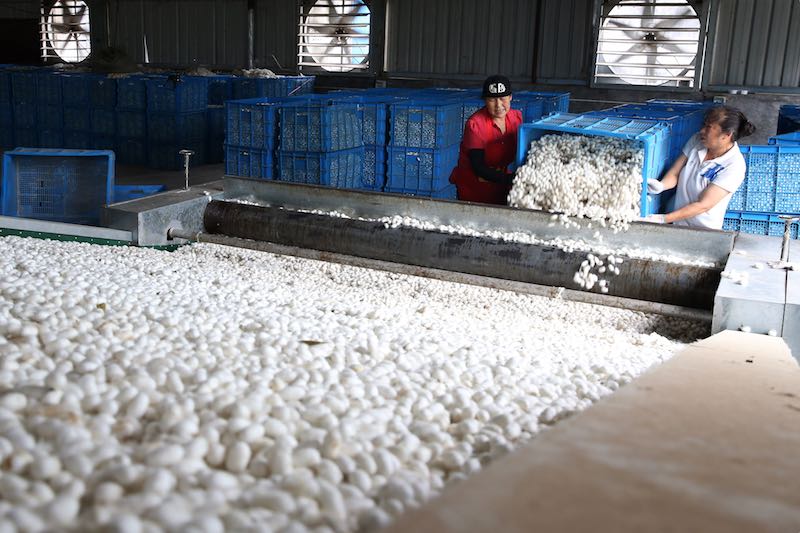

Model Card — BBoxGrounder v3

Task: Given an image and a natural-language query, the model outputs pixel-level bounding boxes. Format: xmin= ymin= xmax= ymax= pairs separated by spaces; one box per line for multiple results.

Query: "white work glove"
xmin=647 ymin=178 xmax=665 ymax=195
xmin=638 ymin=214 xmax=666 ymax=224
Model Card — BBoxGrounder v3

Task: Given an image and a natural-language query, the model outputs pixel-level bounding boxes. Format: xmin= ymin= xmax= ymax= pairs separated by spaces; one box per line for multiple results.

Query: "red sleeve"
xmin=462 ymin=117 xmax=486 ymax=151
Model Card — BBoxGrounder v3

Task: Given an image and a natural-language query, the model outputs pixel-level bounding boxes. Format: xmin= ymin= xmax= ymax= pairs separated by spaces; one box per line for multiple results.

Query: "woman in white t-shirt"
xmin=644 ymin=106 xmax=756 ymax=229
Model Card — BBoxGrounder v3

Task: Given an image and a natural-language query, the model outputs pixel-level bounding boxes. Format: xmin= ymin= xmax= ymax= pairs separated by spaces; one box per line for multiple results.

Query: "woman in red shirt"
xmin=450 ymin=75 xmax=523 ymax=205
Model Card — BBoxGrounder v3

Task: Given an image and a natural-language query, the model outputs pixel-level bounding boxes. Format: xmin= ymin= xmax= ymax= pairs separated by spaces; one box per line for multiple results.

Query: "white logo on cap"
xmin=490 ymin=82 xmax=506 ymax=94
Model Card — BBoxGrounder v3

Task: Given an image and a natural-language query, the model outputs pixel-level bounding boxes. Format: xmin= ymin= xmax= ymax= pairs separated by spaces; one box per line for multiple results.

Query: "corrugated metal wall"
xmin=0 ymin=0 xmax=38 ymax=19
xmin=94 ymin=0 xmax=800 ymax=92
xmin=108 ymin=0 xmax=296 ymax=70
xmin=706 ymin=0 xmax=800 ymax=89
xmin=384 ymin=0 xmax=538 ymax=79
xmin=535 ymin=0 xmax=594 ymax=83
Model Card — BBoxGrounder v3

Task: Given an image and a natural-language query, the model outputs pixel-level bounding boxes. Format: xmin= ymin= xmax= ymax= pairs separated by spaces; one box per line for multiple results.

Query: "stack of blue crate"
xmin=145 ymin=75 xmax=208 ymax=170
xmin=36 ymin=70 xmax=65 ymax=149
xmin=10 ymin=68 xmax=39 ymax=148
xmin=224 ymin=98 xmax=279 ymax=179
xmin=777 ymin=104 xmax=800 ymax=135
xmin=203 ymin=74 xmax=235 ymax=164
xmin=385 ymin=99 xmax=462 ymax=198
xmin=278 ymin=97 xmax=363 ymax=187
xmin=0 ymin=67 xmax=12 ymax=149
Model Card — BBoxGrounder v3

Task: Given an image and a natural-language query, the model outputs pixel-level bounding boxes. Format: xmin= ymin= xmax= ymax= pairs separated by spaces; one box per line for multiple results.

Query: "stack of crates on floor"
xmin=145 ymin=75 xmax=208 ymax=170
xmin=278 ymin=97 xmax=364 ymax=188
xmin=0 ymin=66 xmax=12 ymax=149
xmin=777 ymin=104 xmax=800 ymax=135
xmin=386 ymin=99 xmax=462 ymax=199
xmin=724 ymin=145 xmax=800 ymax=239
xmin=516 ymin=113 xmax=672 ymax=216
xmin=224 ymin=98 xmax=279 ymax=179
xmin=113 ymin=74 xmax=151 ymax=165
xmin=325 ymin=91 xmax=412 ymax=192
xmin=10 ymin=68 xmax=39 ymax=148
xmin=64 ymin=73 xmax=118 ymax=152
xmin=204 ymin=74 xmax=235 ymax=164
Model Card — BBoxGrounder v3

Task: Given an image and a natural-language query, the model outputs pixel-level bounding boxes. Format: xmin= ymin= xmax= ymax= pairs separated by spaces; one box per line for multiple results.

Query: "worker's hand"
xmin=639 ymin=214 xmax=666 ymax=224
xmin=647 ymin=178 xmax=665 ymax=195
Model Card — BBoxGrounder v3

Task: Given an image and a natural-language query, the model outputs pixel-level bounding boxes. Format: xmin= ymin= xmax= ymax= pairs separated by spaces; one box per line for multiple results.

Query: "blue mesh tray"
xmin=113 ymin=184 xmax=166 ymax=202
xmin=389 ymin=101 xmax=462 ymax=149
xmin=363 ymin=145 xmax=386 ymax=191
xmin=206 ymin=75 xmax=236 ymax=105
xmin=279 ymin=100 xmax=363 ymax=152
xmin=147 ymin=112 xmax=207 ymax=144
xmin=278 ymin=148 xmax=364 ymax=187
xmin=232 ymin=76 xmax=315 ymax=99
xmin=115 ymin=138 xmax=148 ymax=166
xmin=516 ymin=113 xmax=671 ymax=216
xmin=116 ymin=111 xmax=147 ymax=139
xmin=769 ymin=131 xmax=800 ymax=146
xmin=1 ymin=148 xmax=115 ymax=225
xmin=385 ymin=145 xmax=459 ymax=195
xmin=225 ymin=145 xmax=276 ymax=179
xmin=226 ymin=98 xmax=278 ymax=149
xmin=146 ymin=76 xmax=209 ymax=113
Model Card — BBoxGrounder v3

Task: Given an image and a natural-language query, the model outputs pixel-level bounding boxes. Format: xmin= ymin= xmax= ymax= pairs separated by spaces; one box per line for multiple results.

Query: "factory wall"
xmin=37 ymin=0 xmax=800 ymax=94
xmin=704 ymin=0 xmax=800 ymax=91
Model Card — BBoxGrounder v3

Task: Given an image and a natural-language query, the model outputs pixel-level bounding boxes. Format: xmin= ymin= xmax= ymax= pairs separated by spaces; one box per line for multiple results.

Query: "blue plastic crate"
xmin=389 ymin=101 xmax=461 ymax=149
xmin=62 ymin=73 xmax=117 ymax=108
xmin=36 ymin=72 xmax=62 ymax=105
xmin=722 ymin=211 xmax=741 ymax=231
xmin=115 ymin=138 xmax=147 ymax=166
xmin=13 ymin=128 xmax=37 ymax=147
xmin=728 ymin=187 xmax=745 ymax=211
xmin=0 ymin=70 xmax=10 ymax=103
xmin=37 ymin=129 xmax=64 ymax=149
xmin=206 ymin=106 xmax=225 ymax=163
xmin=225 ymin=145 xmax=276 ymax=179
xmin=0 ymin=103 xmax=12 ymax=126
xmin=13 ymin=102 xmax=36 ymax=129
xmin=226 ymin=98 xmax=278 ymax=149
xmin=117 ymin=75 xmax=163 ymax=111
xmin=769 ymin=131 xmax=800 ymax=146
xmin=63 ymin=131 xmax=92 ymax=150
xmin=63 ymin=107 xmax=90 ymax=132
xmin=11 ymin=70 xmax=37 ymax=103
xmin=0 ymin=127 xmax=12 ymax=150
xmin=116 ymin=111 xmax=147 ymax=139
xmin=279 ymin=101 xmax=362 ymax=152
xmin=92 ymin=136 xmax=116 ymax=151
xmin=777 ymin=105 xmax=800 ymax=135
xmin=147 ymin=112 xmax=207 ymax=144
xmin=363 ymin=145 xmax=386 ymax=191
xmin=206 ymin=75 xmax=235 ymax=105
xmin=589 ymin=103 xmax=705 ymax=161
xmin=516 ymin=113 xmax=671 ymax=216
xmin=37 ymin=104 xmax=63 ymax=131
xmin=744 ymin=191 xmax=774 ymax=212
xmin=278 ymin=148 xmax=364 ymax=187
xmin=146 ymin=76 xmax=208 ymax=113
xmin=767 ymin=213 xmax=800 ymax=238
xmin=113 ymin=184 xmax=166 ymax=202
xmin=775 ymin=193 xmax=800 ymax=213
xmin=328 ymin=94 xmax=403 ymax=146
xmin=231 ymin=76 xmax=315 ymax=99
xmin=739 ymin=212 xmax=770 ymax=236
xmin=512 ymin=97 xmax=547 ymax=123
xmin=385 ymin=145 xmax=460 ymax=195
xmin=91 ymin=109 xmax=116 ymax=137
xmin=1 ymin=148 xmax=115 ymax=225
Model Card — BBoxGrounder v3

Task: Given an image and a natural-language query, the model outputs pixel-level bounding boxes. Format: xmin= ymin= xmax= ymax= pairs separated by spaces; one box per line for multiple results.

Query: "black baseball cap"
xmin=482 ymin=75 xmax=512 ymax=98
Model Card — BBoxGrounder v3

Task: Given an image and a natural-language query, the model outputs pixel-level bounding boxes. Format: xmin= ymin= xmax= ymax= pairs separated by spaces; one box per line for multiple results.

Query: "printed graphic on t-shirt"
xmin=701 ymin=163 xmax=725 ymax=182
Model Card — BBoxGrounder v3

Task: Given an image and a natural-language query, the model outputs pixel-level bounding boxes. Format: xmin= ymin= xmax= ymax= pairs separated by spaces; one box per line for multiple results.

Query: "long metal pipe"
xmin=247 ymin=0 xmax=255 ymax=69
xmin=167 ymin=227 xmax=712 ymax=323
